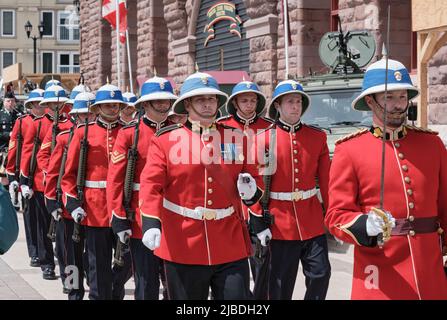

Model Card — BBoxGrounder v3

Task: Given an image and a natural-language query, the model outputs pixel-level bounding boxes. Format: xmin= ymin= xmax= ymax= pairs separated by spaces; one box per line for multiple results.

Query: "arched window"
xmin=195 ymin=0 xmax=249 ymax=72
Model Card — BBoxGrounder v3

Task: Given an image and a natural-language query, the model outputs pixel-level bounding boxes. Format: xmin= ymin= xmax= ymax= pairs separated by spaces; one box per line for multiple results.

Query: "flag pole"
xmin=284 ymin=0 xmax=289 ymax=79
xmin=115 ymin=0 xmax=121 ymax=90
xmin=125 ymin=29 xmax=134 ymax=93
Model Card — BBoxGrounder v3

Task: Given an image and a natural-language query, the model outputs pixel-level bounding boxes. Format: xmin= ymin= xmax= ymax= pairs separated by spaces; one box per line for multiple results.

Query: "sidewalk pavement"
xmin=0 ymin=212 xmax=353 ymax=300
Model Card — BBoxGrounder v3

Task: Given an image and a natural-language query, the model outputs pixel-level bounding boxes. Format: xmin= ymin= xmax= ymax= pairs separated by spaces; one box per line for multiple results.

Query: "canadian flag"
xmin=102 ymin=0 xmax=127 ymax=44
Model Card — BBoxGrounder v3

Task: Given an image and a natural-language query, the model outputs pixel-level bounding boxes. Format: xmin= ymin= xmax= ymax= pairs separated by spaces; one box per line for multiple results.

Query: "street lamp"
xmin=73 ymin=0 xmax=80 ymax=13
xmin=24 ymin=20 xmax=45 ymax=74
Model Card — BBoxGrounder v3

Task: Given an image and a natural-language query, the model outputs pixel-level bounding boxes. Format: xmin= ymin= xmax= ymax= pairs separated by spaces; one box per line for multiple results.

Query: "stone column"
xmin=243 ymin=0 xmax=279 ymax=100
xmin=80 ymin=0 xmax=111 ymax=90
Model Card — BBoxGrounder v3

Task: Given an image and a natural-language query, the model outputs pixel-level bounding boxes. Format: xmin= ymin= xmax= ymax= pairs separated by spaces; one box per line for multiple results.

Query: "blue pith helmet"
xmin=39 ymin=85 xmax=69 ymax=106
xmin=66 ymin=84 xmax=89 ymax=105
xmin=226 ymin=80 xmax=266 ymax=117
xmin=352 ymin=58 xmax=420 ymax=111
xmin=91 ymin=84 xmax=127 ymax=111
xmin=268 ymin=80 xmax=310 ymax=119
xmin=172 ymin=72 xmax=228 ymax=115
xmin=45 ymin=79 xmax=61 ymax=90
xmin=122 ymin=91 xmax=138 ymax=109
xmin=135 ymin=76 xmax=178 ymax=108
xmin=24 ymin=88 xmax=45 ymax=109
xmin=69 ymin=92 xmax=95 ymax=114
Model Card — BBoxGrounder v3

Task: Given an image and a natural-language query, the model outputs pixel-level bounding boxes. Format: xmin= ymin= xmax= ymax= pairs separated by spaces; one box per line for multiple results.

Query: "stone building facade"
xmin=79 ymin=0 xmax=446 ymax=136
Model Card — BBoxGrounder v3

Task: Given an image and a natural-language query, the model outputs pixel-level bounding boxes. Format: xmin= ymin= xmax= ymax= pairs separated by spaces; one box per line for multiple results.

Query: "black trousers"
xmin=33 ymin=192 xmax=55 ymax=270
xmin=55 ymin=219 xmax=66 ymax=284
xmin=159 ymin=259 xmax=168 ymax=300
xmin=85 ymin=226 xmax=113 ymax=300
xmin=269 ymin=235 xmax=331 ymax=300
xmin=130 ymin=238 xmax=160 ymax=300
xmin=85 ymin=226 xmax=132 ymax=300
xmin=62 ymin=218 xmax=85 ymax=300
xmin=249 ymin=235 xmax=270 ymax=300
xmin=23 ymin=196 xmax=38 ymax=258
xmin=164 ymin=258 xmax=250 ymax=300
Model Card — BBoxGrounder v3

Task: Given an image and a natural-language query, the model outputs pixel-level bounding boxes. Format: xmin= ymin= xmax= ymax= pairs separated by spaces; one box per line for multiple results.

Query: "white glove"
xmin=237 ymin=173 xmax=257 ymax=200
xmin=9 ymin=181 xmax=19 ymax=201
xmin=21 ymin=185 xmax=33 ymax=199
xmin=142 ymin=228 xmax=161 ymax=251
xmin=71 ymin=207 xmax=86 ymax=223
xmin=256 ymin=228 xmax=272 ymax=247
xmin=117 ymin=229 xmax=132 ymax=244
xmin=51 ymin=209 xmax=62 ymax=221
xmin=366 ymin=210 xmax=396 ymax=236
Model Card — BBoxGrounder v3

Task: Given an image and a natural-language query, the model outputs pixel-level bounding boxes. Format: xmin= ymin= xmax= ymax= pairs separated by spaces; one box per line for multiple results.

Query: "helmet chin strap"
xmin=371 ymin=95 xmax=409 ymax=118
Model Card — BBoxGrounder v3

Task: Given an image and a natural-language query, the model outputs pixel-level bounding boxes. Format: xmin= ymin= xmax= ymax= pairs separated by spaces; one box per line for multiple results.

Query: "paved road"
xmin=0 ymin=212 xmax=353 ymax=300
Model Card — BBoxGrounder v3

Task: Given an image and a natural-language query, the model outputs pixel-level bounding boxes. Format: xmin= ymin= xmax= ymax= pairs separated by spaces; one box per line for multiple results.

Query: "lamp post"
xmin=24 ymin=21 xmax=45 ymax=74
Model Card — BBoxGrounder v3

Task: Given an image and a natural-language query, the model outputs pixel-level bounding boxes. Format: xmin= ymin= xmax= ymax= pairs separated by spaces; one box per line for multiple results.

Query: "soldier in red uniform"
xmin=325 ymin=58 xmax=447 ymax=299
xmin=20 ymin=85 xmax=69 ymax=280
xmin=45 ymin=92 xmax=96 ymax=299
xmin=107 ymin=76 xmax=177 ymax=300
xmin=62 ymin=83 xmax=128 ymax=300
xmin=252 ymin=80 xmax=331 ymax=300
xmin=139 ymin=71 xmax=264 ymax=300
xmin=6 ymin=88 xmax=45 ymax=267
xmin=217 ymin=80 xmax=273 ymax=299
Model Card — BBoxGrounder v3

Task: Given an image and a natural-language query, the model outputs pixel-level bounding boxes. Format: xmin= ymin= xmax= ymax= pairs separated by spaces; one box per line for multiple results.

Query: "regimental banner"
xmin=203 ymin=1 xmax=242 ymax=47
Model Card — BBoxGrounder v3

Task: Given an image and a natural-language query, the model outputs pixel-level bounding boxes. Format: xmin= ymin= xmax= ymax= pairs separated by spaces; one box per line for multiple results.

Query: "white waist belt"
xmin=270 ymin=188 xmax=317 ymax=202
xmin=163 ymin=198 xmax=234 ymax=221
xmin=85 ymin=180 xmax=107 ymax=189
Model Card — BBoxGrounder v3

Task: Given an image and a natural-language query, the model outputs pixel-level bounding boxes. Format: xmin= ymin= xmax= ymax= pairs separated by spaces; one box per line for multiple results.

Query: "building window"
xmin=330 ymin=0 xmax=339 ymax=31
xmin=41 ymin=11 xmax=54 ymax=37
xmin=42 ymin=52 xmax=54 ymax=73
xmin=1 ymin=51 xmax=15 ymax=74
xmin=1 ymin=10 xmax=15 ymax=37
xmin=58 ymin=52 xmax=80 ymax=73
xmin=57 ymin=11 xmax=79 ymax=42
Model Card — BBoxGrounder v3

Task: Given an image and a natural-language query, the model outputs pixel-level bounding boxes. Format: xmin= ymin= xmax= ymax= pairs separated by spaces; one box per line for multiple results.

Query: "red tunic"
xmin=217 ymin=114 xmax=273 ymax=220
xmin=254 ymin=120 xmax=330 ymax=240
xmin=62 ymin=118 xmax=122 ymax=227
xmin=6 ymin=114 xmax=29 ymax=183
xmin=325 ymin=126 xmax=447 ymax=300
xmin=107 ymin=116 xmax=171 ymax=239
xmin=19 ymin=114 xmax=55 ymax=192
xmin=44 ymin=128 xmax=74 ymax=220
xmin=139 ymin=120 xmax=264 ymax=265
xmin=37 ymin=117 xmax=72 ymax=178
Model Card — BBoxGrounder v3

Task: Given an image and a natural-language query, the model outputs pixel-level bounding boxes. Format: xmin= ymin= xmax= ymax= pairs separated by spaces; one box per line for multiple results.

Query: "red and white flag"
xmin=102 ymin=0 xmax=127 ymax=44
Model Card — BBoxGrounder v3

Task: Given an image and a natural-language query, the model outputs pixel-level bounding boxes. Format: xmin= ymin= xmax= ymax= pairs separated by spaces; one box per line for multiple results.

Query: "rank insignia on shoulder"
xmin=111 ymin=150 xmax=126 ymax=164
xmin=335 ymin=128 xmax=369 ymax=145
xmin=156 ymin=123 xmax=183 ymax=137
xmin=405 ymin=125 xmax=438 ymax=135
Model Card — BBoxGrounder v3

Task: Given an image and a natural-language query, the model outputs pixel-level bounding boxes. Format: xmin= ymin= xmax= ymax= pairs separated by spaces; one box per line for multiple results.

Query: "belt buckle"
xmin=291 ymin=191 xmax=302 ymax=201
xmin=196 ymin=207 xmax=217 ymax=220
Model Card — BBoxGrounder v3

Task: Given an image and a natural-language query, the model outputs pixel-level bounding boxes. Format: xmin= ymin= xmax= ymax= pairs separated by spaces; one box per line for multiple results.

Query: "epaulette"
xmin=304 ymin=123 xmax=324 ymax=132
xmin=260 ymin=116 xmax=275 ymax=123
xmin=219 ymin=123 xmax=244 ymax=135
xmin=256 ymin=123 xmax=276 ymax=136
xmin=76 ymin=121 xmax=95 ymax=129
xmin=216 ymin=115 xmax=231 ymax=122
xmin=405 ymin=125 xmax=438 ymax=135
xmin=57 ymin=129 xmax=71 ymax=137
xmin=335 ymin=128 xmax=369 ymax=145
xmin=156 ymin=123 xmax=183 ymax=137
xmin=122 ymin=122 xmax=137 ymax=130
